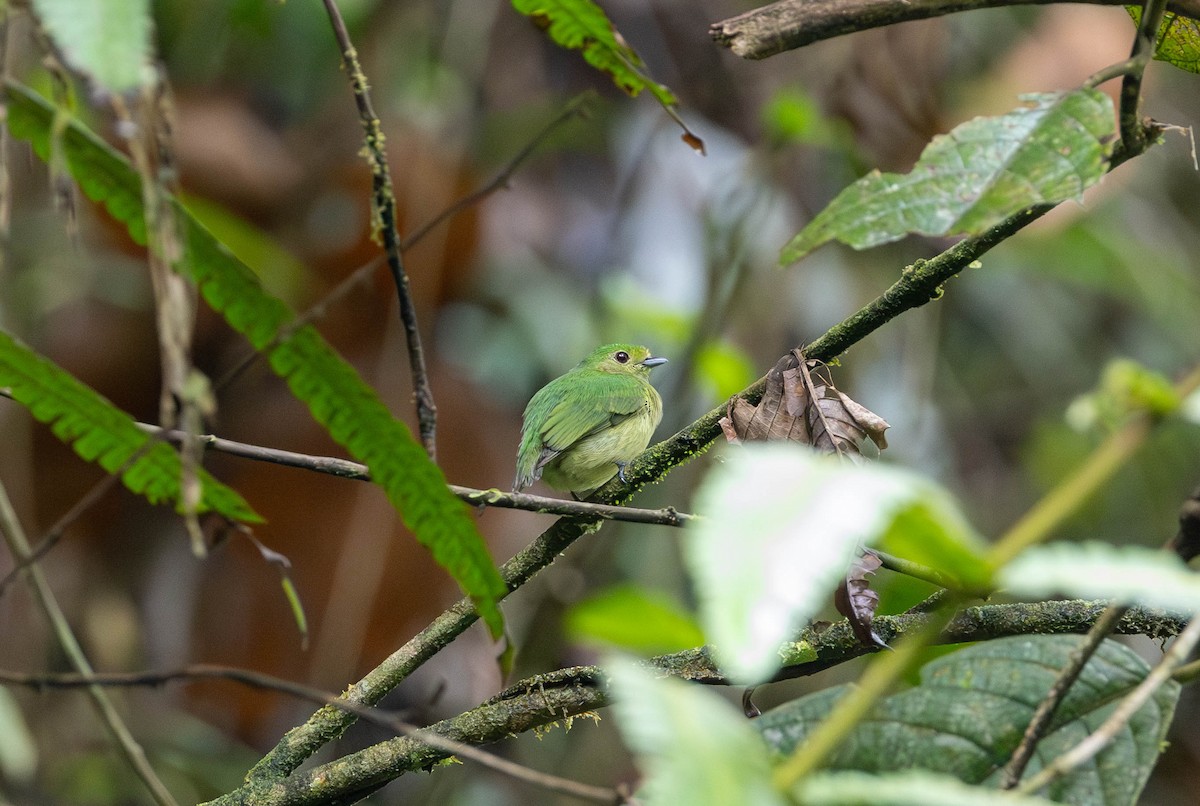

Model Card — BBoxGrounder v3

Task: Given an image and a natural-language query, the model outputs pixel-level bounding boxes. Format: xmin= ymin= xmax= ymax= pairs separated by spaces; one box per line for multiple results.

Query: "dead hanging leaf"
xmin=719 ymin=349 xmax=889 ymax=460
xmin=834 ymin=551 xmax=889 ymax=650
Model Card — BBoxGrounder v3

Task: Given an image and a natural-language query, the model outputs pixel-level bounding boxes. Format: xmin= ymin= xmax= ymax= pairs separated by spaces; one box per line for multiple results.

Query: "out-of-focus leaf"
xmin=762 ymin=87 xmax=838 ymax=147
xmin=758 ymin=636 xmax=1177 ymax=806
xmin=1071 ymin=358 xmax=1181 ymax=431
xmin=565 ymin=584 xmax=704 ymax=655
xmin=793 ymin=771 xmax=1058 ymax=805
xmin=781 ymin=90 xmax=1116 ymax=264
xmin=877 ymin=497 xmax=993 ymax=590
xmin=0 ymin=689 xmax=36 ymax=785
xmin=834 ymin=552 xmax=887 ymax=649
xmin=1000 ymin=541 xmax=1200 ymax=612
xmin=31 ymin=0 xmax=153 ymax=93
xmin=687 ymin=446 xmax=988 ymax=682
xmin=696 ymin=340 xmax=757 ymax=400
xmin=720 ymin=349 xmax=889 ymax=458
xmin=1128 ymin=9 xmax=1200 ymax=73
xmin=607 ymin=657 xmax=786 ymax=806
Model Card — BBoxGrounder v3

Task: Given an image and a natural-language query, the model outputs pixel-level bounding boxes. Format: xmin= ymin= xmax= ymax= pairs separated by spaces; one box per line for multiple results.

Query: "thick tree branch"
xmin=711 ymin=0 xmax=1200 ymax=60
xmin=209 ymin=600 xmax=1188 ymax=805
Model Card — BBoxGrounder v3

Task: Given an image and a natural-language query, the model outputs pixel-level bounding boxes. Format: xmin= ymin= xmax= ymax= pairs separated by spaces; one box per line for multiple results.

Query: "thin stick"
xmin=999 ymin=603 xmax=1129 ymax=788
xmin=322 ymin=0 xmax=438 ymax=459
xmin=0 ymin=665 xmax=620 ymax=805
xmin=135 ymin=421 xmax=696 ymax=527
xmin=0 ymin=481 xmax=180 ymax=806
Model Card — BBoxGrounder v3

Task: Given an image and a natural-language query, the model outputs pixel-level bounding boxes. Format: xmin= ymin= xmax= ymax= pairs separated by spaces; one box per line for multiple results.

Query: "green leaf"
xmin=1128 ymin=9 xmax=1200 ymax=74
xmin=758 ymin=636 xmax=1178 ymax=806
xmin=1000 ymin=541 xmax=1200 ymax=612
xmin=511 ymin=0 xmax=676 ymax=107
xmin=0 ymin=329 xmax=261 ymax=522
xmin=31 ymin=0 xmax=153 ymax=93
xmin=607 ymin=656 xmax=786 ymax=806
xmin=5 ymin=82 xmax=507 ymax=637
xmin=687 ymin=446 xmax=990 ymax=683
xmin=793 ymin=771 xmax=1058 ymax=806
xmin=565 ymin=584 xmax=704 ymax=655
xmin=781 ymin=90 xmax=1116 ymax=265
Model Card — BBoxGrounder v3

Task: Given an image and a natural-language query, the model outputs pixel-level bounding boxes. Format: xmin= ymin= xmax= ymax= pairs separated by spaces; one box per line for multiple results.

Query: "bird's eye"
xmin=614 ymin=351 xmax=630 ymax=364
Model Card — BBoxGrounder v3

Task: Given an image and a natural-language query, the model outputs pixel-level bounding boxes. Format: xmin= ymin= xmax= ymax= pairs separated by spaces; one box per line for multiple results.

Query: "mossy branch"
xmin=212 ymin=600 xmax=1188 ymax=805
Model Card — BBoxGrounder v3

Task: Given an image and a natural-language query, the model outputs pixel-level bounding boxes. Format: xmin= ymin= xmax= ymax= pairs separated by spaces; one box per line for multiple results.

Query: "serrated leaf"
xmin=1000 ymin=541 xmax=1200 ymax=612
xmin=607 ymin=656 xmax=786 ymax=806
xmin=687 ymin=446 xmax=989 ymax=683
xmin=1128 ymin=9 xmax=1200 ymax=74
xmin=794 ymin=771 xmax=1058 ymax=806
xmin=31 ymin=0 xmax=153 ymax=93
xmin=511 ymin=0 xmax=676 ymax=107
xmin=565 ymin=584 xmax=704 ymax=655
xmin=758 ymin=636 xmax=1178 ymax=806
xmin=4 ymin=82 xmax=507 ymax=637
xmin=0 ymin=329 xmax=261 ymax=523
xmin=781 ymin=90 xmax=1116 ymax=264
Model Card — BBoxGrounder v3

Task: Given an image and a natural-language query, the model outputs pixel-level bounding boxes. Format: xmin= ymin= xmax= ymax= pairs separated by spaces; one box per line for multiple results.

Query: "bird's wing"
xmin=539 ymin=377 xmax=647 ymax=452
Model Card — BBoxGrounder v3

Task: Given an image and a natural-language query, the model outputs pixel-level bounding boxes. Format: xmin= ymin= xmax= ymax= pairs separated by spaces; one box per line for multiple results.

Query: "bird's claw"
xmin=616 ymin=461 xmax=629 ymax=484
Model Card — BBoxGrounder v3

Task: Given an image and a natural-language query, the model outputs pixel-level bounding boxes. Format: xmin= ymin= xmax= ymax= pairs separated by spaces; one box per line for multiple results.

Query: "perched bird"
xmin=514 ymin=343 xmax=668 ymax=497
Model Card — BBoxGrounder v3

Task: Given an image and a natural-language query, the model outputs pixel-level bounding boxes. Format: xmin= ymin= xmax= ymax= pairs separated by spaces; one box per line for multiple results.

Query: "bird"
xmin=513 ymin=343 xmax=667 ymax=497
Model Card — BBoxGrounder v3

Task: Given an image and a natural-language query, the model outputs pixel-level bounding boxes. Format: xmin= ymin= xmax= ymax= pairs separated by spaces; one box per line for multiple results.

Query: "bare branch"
xmin=137 ymin=421 xmax=697 ymax=527
xmin=710 ymin=0 xmax=1200 ymax=60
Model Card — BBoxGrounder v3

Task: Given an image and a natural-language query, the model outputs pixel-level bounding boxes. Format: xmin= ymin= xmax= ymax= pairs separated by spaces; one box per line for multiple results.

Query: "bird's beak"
xmin=641 ymin=356 xmax=669 ymax=368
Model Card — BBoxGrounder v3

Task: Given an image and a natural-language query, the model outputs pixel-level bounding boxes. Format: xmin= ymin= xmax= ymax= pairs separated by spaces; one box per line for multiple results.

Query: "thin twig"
xmin=1018 ymin=615 xmax=1200 ymax=796
xmin=135 ymin=421 xmax=696 ymax=527
xmin=0 ymin=481 xmax=180 ymax=806
xmin=0 ymin=665 xmax=620 ymax=806
xmin=999 ymin=603 xmax=1129 ymax=788
xmin=322 ymin=0 xmax=438 ymax=459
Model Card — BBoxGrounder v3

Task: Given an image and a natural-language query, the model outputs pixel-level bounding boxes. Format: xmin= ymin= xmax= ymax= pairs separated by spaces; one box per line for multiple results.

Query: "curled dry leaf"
xmin=835 ymin=551 xmax=889 ymax=649
xmin=719 ymin=349 xmax=889 ymax=459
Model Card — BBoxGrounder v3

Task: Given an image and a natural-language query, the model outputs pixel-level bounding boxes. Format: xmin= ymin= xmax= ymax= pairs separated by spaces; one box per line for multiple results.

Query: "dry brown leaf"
xmin=719 ymin=349 xmax=889 ymax=460
xmin=834 ymin=551 xmax=888 ymax=649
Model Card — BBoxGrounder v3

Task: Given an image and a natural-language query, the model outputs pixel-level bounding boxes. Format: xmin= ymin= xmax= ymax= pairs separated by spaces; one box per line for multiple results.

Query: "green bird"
xmin=514 ymin=343 xmax=668 ymax=497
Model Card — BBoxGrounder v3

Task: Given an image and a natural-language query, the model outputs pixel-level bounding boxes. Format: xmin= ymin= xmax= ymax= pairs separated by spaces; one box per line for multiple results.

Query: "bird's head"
xmin=579 ymin=343 xmax=668 ymax=376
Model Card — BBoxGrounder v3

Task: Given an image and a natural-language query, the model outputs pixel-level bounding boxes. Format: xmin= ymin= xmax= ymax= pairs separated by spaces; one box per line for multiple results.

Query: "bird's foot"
xmin=616 ymin=461 xmax=629 ymax=484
